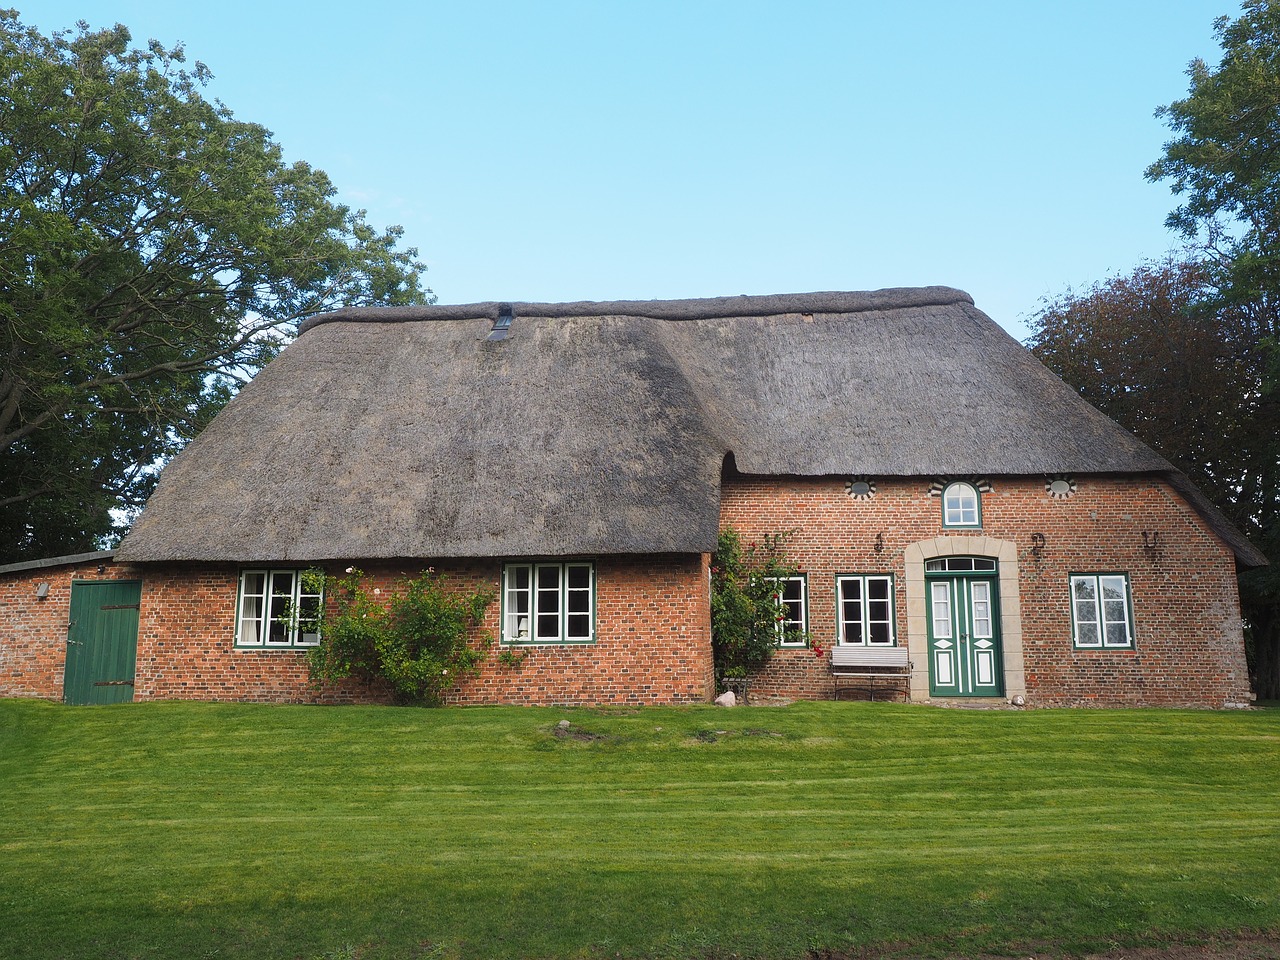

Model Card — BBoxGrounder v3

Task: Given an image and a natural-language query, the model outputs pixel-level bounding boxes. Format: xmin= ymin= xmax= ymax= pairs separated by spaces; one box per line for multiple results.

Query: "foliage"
xmin=1 ymin=698 xmax=1278 ymax=959
xmin=496 ymin=647 xmax=529 ymax=669
xmin=0 ymin=12 xmax=431 ymax=562
xmin=1148 ymin=0 xmax=1280 ymax=299
xmin=710 ymin=528 xmax=804 ymax=684
xmin=305 ymin=568 xmax=494 ymax=706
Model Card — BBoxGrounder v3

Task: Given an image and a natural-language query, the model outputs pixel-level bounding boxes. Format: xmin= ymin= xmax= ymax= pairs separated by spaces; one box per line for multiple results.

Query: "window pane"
xmin=239 ymin=573 xmax=264 ymax=645
xmin=1072 ymin=577 xmax=1097 ymax=602
xmin=970 ymin=582 xmax=992 ymax=638
xmin=931 ymin=582 xmax=952 ymax=638
xmin=839 ymin=577 xmax=864 ymax=646
xmin=1104 ymin=619 xmax=1129 ymax=646
xmin=536 ymin=613 xmax=559 ymax=639
xmin=567 ymin=565 xmax=590 ymax=590
xmin=240 ymin=591 xmax=263 ymax=622
xmin=869 ymin=621 xmax=890 ymax=645
xmin=567 ymin=614 xmax=591 ymax=639
xmin=536 ymin=565 xmax=560 ymax=591
xmin=505 ymin=565 xmax=532 ymax=641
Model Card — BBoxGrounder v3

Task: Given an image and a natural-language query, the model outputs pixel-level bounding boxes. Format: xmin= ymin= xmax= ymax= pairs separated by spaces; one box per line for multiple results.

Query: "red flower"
xmin=812 ymin=645 xmax=824 ymax=658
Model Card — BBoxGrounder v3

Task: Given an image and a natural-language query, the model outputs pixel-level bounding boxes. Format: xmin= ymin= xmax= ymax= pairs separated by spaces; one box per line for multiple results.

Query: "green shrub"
xmin=710 ymin=529 xmax=804 ymax=686
xmin=304 ymin=567 xmax=495 ymax=705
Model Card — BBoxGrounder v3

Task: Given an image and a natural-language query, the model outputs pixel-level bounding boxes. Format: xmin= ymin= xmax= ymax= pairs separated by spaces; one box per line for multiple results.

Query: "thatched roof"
xmin=116 ymin=289 xmax=1265 ymax=566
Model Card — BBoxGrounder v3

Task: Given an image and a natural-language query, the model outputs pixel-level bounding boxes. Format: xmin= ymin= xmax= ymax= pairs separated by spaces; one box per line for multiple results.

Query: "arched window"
xmin=942 ymin=481 xmax=981 ymax=528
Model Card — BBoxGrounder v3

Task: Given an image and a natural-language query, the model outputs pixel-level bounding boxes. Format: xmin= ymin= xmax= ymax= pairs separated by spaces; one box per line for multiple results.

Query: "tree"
xmin=0 ymin=12 xmax=432 ymax=562
xmin=1148 ymin=0 xmax=1280 ymax=309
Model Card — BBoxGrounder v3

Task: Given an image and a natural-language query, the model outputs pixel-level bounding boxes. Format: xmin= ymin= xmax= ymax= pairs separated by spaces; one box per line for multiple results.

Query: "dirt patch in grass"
xmin=551 ymin=720 xmax=604 ymax=742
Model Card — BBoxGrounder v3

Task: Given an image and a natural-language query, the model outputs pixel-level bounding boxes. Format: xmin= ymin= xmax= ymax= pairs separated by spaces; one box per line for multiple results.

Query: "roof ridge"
xmin=298 ymin=287 xmax=974 ymax=335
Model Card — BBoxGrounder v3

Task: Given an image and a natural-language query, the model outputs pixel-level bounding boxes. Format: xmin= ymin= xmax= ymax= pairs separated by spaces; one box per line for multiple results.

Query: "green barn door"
xmin=926 ymin=563 xmax=1003 ymax=698
xmin=65 ymin=580 xmax=142 ymax=705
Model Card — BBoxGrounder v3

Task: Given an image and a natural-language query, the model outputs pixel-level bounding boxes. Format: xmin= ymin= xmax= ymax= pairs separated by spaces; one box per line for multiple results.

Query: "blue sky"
xmin=26 ymin=1 xmax=1236 ymax=339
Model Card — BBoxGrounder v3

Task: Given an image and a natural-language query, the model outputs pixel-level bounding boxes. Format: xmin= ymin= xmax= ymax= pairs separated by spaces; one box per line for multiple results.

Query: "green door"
xmin=65 ymin=580 xmax=142 ymax=705
xmin=926 ymin=562 xmax=1003 ymax=697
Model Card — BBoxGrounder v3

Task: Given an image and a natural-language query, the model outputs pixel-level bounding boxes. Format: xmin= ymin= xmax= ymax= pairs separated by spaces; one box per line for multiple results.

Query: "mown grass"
xmin=0 ymin=698 xmax=1276 ymax=959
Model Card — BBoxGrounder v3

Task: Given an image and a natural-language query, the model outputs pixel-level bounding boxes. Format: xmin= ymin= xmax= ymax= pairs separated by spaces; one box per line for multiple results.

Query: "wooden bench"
xmin=831 ymin=646 xmax=912 ymax=702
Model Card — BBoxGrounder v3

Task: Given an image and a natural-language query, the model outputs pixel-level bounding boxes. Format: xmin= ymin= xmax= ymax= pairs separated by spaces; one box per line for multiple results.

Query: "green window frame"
xmin=942 ymin=481 xmax=982 ymax=528
xmin=502 ymin=562 xmax=595 ymax=644
xmin=770 ymin=575 xmax=808 ymax=646
xmin=235 ymin=569 xmax=323 ymax=648
xmin=1070 ymin=573 xmax=1135 ymax=649
xmin=836 ymin=574 xmax=896 ymax=646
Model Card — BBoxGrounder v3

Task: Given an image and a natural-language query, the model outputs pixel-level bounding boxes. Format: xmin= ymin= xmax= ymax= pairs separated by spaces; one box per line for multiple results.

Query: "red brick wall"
xmin=720 ymin=474 xmax=1252 ymax=708
xmin=1 ymin=473 xmax=1252 ymax=709
xmin=0 ymin=558 xmax=120 ymax=697
xmin=0 ymin=554 xmax=714 ymax=706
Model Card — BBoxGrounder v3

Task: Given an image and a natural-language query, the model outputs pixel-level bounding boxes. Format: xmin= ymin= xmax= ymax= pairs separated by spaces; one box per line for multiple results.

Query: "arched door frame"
xmin=903 ymin=536 xmax=1026 ymax=702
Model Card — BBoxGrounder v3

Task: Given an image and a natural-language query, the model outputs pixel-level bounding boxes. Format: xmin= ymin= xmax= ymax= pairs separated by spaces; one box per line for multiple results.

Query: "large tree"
xmin=0 ymin=12 xmax=431 ymax=562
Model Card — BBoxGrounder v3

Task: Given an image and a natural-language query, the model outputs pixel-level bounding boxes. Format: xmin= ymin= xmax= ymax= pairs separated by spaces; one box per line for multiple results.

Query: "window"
xmin=942 ymin=481 xmax=981 ymax=528
xmin=925 ymin=557 xmax=996 ymax=573
xmin=236 ymin=569 xmax=322 ymax=648
xmin=503 ymin=562 xmax=594 ymax=643
xmin=1070 ymin=574 xmax=1134 ymax=649
xmin=836 ymin=575 xmax=896 ymax=646
xmin=771 ymin=576 xmax=807 ymax=645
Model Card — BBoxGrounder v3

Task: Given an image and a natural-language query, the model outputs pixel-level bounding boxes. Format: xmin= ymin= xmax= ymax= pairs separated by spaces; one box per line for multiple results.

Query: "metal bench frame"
xmin=830 ymin=645 xmax=912 ymax=702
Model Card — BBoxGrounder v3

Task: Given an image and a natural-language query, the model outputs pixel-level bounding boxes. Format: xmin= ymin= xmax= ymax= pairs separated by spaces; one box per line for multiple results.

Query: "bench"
xmin=831 ymin=646 xmax=912 ymax=702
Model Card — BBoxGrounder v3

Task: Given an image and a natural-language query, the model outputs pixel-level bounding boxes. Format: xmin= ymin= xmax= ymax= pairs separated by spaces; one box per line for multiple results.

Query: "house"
xmin=0 ymin=288 xmax=1264 ymax=707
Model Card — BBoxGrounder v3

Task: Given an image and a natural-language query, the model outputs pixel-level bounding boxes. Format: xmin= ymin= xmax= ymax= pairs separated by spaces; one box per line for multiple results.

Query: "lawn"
xmin=0 ymin=699 xmax=1276 ymax=960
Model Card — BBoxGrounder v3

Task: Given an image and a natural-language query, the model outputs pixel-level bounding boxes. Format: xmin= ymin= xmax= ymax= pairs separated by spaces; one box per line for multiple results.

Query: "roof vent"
xmin=487 ymin=303 xmax=514 ymax=341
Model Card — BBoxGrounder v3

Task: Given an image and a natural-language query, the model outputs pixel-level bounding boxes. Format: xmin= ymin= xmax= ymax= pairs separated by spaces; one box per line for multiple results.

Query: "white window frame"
xmin=770 ymin=575 xmax=808 ymax=646
xmin=942 ymin=481 xmax=981 ymax=528
xmin=836 ymin=574 xmax=896 ymax=646
xmin=235 ymin=569 xmax=323 ymax=648
xmin=1070 ymin=573 xmax=1135 ymax=649
xmin=502 ymin=562 xmax=595 ymax=644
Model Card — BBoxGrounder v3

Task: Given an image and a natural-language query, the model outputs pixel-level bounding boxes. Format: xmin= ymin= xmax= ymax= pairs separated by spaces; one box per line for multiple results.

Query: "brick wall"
xmin=1 ymin=473 xmax=1253 ymax=709
xmin=0 ymin=553 xmax=714 ymax=706
xmin=720 ymin=474 xmax=1252 ymax=708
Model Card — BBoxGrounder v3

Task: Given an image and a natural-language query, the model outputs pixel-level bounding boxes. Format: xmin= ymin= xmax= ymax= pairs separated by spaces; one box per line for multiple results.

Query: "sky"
xmin=23 ymin=1 xmax=1240 ymax=340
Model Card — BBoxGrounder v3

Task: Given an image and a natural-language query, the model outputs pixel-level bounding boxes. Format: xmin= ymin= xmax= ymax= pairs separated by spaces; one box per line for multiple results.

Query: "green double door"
xmin=926 ymin=566 xmax=1004 ymax=697
xmin=64 ymin=580 xmax=142 ymax=705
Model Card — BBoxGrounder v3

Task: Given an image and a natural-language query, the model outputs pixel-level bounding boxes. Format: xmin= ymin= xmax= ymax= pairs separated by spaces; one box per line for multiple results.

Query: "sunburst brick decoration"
xmin=845 ymin=476 xmax=876 ymax=500
xmin=928 ymin=477 xmax=993 ymax=496
xmin=1045 ymin=475 xmax=1077 ymax=499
